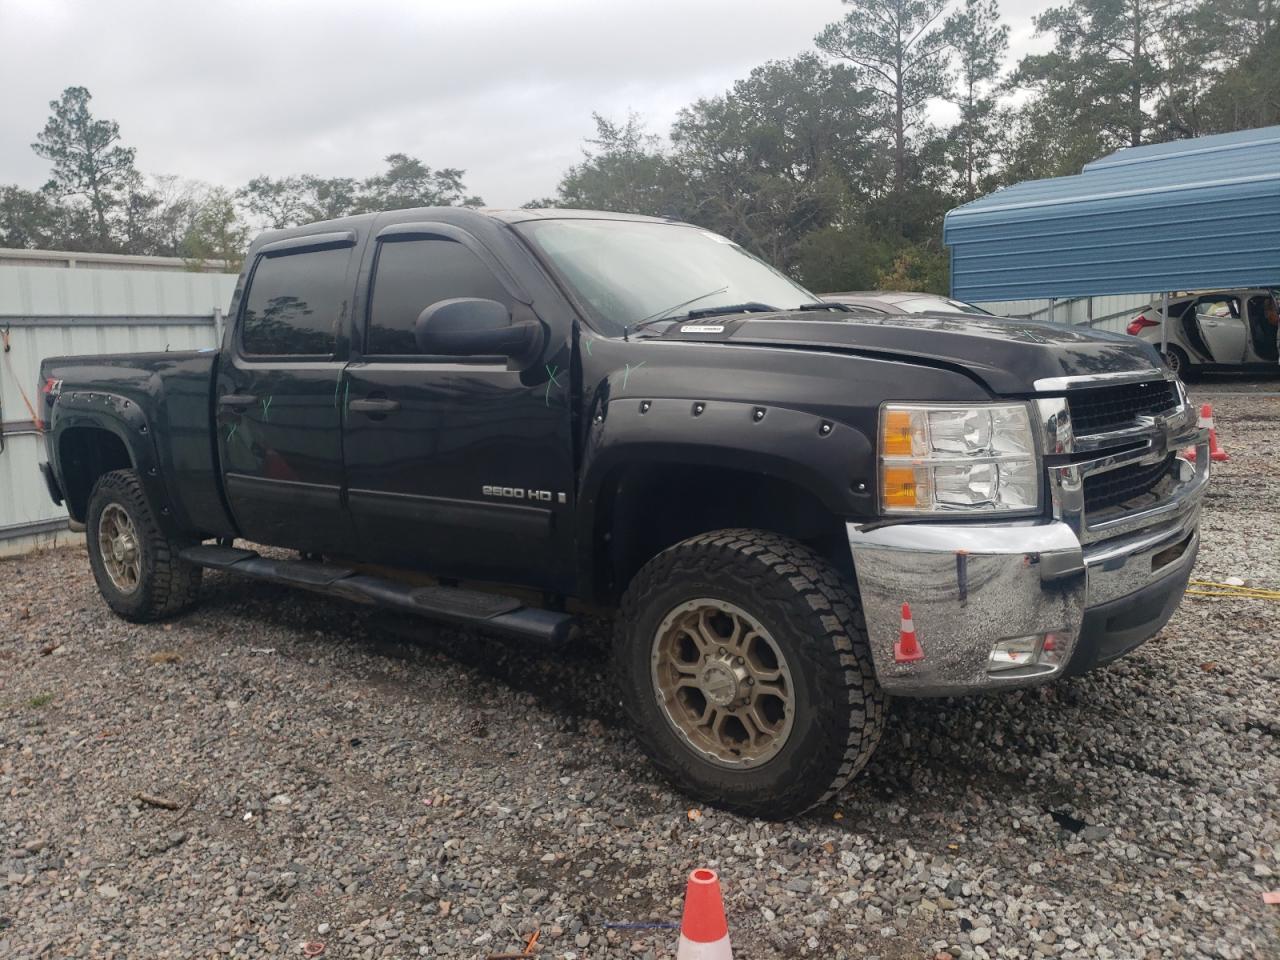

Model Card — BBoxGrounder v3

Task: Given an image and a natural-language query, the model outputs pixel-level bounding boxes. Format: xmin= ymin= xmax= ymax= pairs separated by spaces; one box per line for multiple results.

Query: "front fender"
xmin=580 ymin=395 xmax=876 ymax=516
xmin=576 ymin=393 xmax=877 ymax=595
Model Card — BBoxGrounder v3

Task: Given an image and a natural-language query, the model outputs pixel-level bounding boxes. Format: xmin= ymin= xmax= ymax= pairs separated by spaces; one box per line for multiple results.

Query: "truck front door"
xmin=340 ymin=224 xmax=576 ymax=591
xmin=216 ymin=234 xmax=358 ymax=554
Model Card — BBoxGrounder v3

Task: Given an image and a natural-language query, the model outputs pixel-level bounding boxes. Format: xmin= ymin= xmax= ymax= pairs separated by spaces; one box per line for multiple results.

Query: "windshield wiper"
xmin=627 ymin=300 xmax=783 ymax=338
xmin=684 ymin=301 xmax=778 ymax=320
xmin=797 ymin=301 xmax=851 ymax=312
xmin=624 ymin=285 xmax=730 ymax=339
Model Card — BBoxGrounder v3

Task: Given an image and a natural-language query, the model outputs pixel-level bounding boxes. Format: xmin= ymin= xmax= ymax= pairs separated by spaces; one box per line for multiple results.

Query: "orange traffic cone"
xmin=1185 ymin=403 xmax=1230 ymax=463
xmin=894 ymin=602 xmax=924 ymax=663
xmin=676 ymin=869 xmax=732 ymax=960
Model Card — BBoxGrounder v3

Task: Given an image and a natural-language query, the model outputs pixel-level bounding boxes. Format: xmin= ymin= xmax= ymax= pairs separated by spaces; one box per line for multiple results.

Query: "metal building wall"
xmin=945 ymin=125 xmax=1280 ymax=301
xmin=0 ymin=262 xmax=236 ymax=556
xmin=973 ymin=292 xmax=1152 ymax=334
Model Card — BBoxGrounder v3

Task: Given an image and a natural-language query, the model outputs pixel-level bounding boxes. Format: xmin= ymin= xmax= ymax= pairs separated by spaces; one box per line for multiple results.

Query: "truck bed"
xmin=40 ymin=349 xmax=231 ymax=537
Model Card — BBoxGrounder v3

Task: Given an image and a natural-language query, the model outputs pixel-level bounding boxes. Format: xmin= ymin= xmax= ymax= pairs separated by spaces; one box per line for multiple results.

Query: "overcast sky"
xmin=0 ymin=0 xmax=1053 ymax=209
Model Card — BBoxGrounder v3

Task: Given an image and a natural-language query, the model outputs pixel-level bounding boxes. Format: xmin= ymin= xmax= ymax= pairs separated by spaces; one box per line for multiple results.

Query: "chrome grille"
xmin=1067 ymin=381 xmax=1178 ymax=435
xmin=1083 ymin=453 xmax=1177 ymax=513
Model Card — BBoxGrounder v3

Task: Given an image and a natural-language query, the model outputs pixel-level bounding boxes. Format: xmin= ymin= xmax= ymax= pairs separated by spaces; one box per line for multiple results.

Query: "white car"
xmin=1128 ymin=289 xmax=1280 ymax=377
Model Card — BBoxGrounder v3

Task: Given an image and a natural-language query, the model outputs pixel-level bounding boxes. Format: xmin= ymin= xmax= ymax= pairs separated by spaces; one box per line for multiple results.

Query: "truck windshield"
xmin=516 ymin=218 xmax=820 ymax=336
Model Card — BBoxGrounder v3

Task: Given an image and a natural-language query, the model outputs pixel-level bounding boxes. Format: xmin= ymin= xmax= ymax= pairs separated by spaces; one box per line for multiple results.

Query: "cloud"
xmin=0 ymin=0 xmax=1054 ymax=208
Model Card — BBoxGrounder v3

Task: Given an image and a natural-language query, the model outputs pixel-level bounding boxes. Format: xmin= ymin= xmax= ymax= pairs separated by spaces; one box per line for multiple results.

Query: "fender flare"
xmin=576 ymin=395 xmax=877 ymax=596
xmin=48 ymin=390 xmax=181 ymax=534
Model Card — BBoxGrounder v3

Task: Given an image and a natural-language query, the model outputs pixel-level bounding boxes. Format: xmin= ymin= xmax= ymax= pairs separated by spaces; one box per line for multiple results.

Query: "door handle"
xmin=349 ymin=398 xmax=401 ymax=415
xmin=218 ymin=393 xmax=257 ymax=411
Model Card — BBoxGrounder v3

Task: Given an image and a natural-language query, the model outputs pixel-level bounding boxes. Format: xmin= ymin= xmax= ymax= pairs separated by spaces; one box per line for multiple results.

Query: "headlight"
xmin=880 ymin=403 xmax=1040 ymax=514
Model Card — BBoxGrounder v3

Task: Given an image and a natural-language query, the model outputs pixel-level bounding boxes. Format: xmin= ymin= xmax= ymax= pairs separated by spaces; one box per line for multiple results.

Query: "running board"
xmin=179 ymin=545 xmax=578 ymax=647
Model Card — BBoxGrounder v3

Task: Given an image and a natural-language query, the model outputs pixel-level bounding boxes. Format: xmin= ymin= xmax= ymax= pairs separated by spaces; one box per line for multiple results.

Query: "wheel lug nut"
xmin=735 ymin=656 xmax=744 ymax=665
xmin=717 ymin=647 xmax=726 ymax=656
xmin=747 ymin=677 xmax=755 ymax=685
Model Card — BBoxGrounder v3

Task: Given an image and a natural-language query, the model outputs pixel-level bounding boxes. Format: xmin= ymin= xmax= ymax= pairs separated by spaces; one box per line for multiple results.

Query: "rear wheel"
xmin=614 ymin=529 xmax=885 ymax=819
xmin=1163 ymin=345 xmax=1195 ymax=380
xmin=86 ymin=469 xmax=202 ymax=622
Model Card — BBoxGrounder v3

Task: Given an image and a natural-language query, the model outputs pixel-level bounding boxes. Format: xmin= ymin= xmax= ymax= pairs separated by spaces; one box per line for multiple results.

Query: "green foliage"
xmin=4 ymin=89 xmax=483 ymax=267
xmin=533 ymin=0 xmax=1280 ymax=294
xmin=792 ymin=225 xmax=896 ymax=292
xmin=182 ymin=188 xmax=250 ymax=270
xmin=874 ymin=242 xmax=952 ymax=293
xmin=356 ymin=153 xmax=484 ymax=212
xmin=1197 ymin=9 xmax=1280 ymax=130
xmin=31 ymin=86 xmax=140 ymax=251
xmin=816 ymin=0 xmax=953 ymax=196
xmin=1015 ymin=0 xmax=1174 ymax=154
xmin=549 ymin=112 xmax=685 ymax=216
xmin=673 ymin=56 xmax=878 ymax=268
xmin=0 ymin=186 xmax=63 ymax=249
xmin=944 ymin=0 xmax=1010 ymax=198
xmin=237 ymin=154 xmax=484 ymax=228
xmin=8 ymin=3 xmax=1280 ymax=291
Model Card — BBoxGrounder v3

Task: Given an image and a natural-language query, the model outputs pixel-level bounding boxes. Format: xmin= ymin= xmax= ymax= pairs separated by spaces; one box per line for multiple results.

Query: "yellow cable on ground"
xmin=1185 ymin=579 xmax=1280 ymax=602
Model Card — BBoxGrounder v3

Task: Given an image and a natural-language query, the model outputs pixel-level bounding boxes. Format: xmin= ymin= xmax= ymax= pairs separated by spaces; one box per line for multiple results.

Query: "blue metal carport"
xmin=944 ymin=125 xmax=1280 ymax=303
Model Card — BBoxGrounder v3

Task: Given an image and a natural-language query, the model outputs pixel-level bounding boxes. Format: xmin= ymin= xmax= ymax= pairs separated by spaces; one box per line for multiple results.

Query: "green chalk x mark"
xmin=544 ymin=363 xmax=562 ymax=407
xmin=260 ymin=396 xmax=273 ymax=421
xmin=622 ymin=360 xmax=646 ymax=389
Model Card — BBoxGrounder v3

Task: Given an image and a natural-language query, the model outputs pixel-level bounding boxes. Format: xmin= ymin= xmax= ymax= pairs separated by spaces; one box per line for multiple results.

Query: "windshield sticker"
xmin=699 ymin=231 xmax=734 ymax=244
xmin=681 ymin=325 xmax=725 ymax=334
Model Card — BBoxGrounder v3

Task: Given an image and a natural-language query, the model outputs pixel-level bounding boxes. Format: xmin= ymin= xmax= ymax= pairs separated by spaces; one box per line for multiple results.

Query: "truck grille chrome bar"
xmin=1035 ymin=374 xmax=1207 ymax=545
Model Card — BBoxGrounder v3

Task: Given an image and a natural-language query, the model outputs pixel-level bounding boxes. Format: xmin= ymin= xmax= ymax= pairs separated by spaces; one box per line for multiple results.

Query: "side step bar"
xmin=179 ymin=544 xmax=578 ymax=647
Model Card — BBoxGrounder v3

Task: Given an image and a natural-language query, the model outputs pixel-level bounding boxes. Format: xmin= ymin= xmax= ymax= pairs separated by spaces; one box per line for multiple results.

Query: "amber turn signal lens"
xmin=882 ymin=467 xmax=919 ymax=507
xmin=882 ymin=410 xmax=914 ymax=456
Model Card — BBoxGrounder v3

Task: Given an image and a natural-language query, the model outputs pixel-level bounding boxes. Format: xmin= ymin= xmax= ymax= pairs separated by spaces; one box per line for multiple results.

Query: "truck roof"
xmin=252 ymin=207 xmax=689 ymax=251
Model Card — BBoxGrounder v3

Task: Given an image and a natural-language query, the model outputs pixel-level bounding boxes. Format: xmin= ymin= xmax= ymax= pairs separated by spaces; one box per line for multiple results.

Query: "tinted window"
xmin=240 ymin=246 xmax=350 ymax=356
xmin=367 ymin=238 xmax=509 ymax=355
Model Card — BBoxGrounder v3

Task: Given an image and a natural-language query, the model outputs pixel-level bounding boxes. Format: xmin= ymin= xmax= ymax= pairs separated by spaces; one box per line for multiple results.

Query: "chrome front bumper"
xmin=848 ymin=395 xmax=1209 ymax=696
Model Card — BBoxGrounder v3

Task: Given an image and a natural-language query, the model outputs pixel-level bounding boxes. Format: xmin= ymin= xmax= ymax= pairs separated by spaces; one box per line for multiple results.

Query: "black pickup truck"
xmin=38 ymin=208 xmax=1210 ymax=818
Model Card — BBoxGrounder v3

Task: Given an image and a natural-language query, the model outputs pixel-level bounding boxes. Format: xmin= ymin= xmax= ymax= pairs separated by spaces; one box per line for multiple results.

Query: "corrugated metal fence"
xmin=0 ymin=258 xmax=235 ymax=556
xmin=974 ymin=293 xmax=1151 ymax=334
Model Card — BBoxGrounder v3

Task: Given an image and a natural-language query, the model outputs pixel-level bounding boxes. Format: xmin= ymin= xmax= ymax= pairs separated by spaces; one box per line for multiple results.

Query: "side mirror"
xmin=413 ymin=298 xmax=544 ymax=366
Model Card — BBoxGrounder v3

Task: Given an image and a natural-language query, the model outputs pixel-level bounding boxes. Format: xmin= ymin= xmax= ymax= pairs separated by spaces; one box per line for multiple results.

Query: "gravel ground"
xmin=1 ymin=385 xmax=1277 ymax=960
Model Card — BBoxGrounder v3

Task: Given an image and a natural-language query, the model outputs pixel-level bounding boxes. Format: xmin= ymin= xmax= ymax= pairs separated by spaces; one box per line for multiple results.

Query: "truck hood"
xmin=657 ymin=311 xmax=1166 ymax=394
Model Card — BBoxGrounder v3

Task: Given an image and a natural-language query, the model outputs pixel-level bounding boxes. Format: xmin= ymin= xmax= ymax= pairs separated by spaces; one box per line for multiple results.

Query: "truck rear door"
xmin=340 ymin=223 xmax=576 ymax=590
xmin=215 ymin=232 xmax=359 ymax=554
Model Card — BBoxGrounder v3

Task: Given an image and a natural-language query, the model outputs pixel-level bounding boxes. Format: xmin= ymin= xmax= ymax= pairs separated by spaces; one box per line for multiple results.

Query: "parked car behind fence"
xmin=1127 ymin=289 xmax=1280 ymax=377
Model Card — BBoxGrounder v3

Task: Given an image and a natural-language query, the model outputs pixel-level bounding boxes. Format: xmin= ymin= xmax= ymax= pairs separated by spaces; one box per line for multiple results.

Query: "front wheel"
xmin=614 ymin=529 xmax=885 ymax=819
xmin=85 ymin=469 xmax=202 ymax=622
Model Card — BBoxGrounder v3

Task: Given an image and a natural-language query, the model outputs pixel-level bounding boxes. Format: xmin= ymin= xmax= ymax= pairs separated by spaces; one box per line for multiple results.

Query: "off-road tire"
xmin=85 ymin=469 xmax=202 ymax=622
xmin=614 ymin=529 xmax=885 ymax=819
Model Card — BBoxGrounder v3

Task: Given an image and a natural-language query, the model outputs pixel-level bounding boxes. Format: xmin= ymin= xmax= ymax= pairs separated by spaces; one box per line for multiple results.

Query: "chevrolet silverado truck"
xmin=37 ymin=208 xmax=1210 ymax=818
